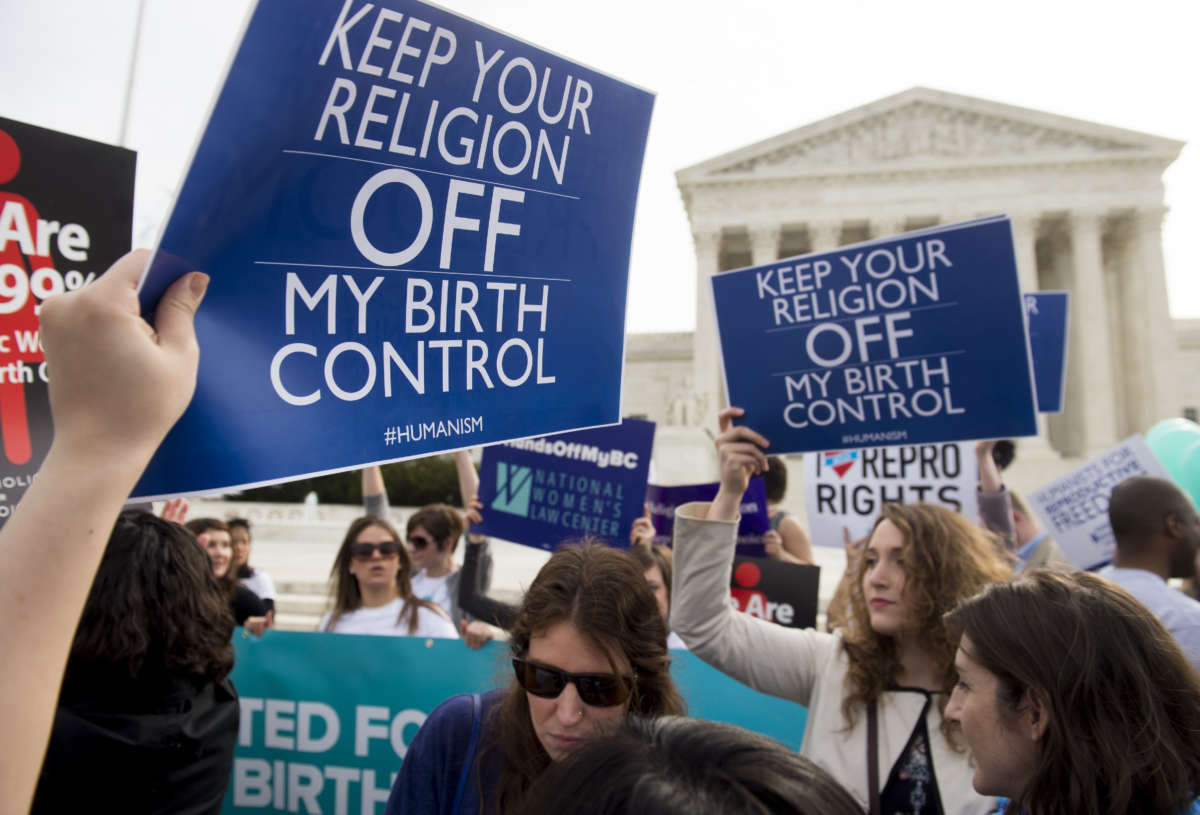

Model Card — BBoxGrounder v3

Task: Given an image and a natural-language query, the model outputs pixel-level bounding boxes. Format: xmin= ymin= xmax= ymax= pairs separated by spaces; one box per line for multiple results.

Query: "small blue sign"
xmin=1024 ymin=291 xmax=1069 ymax=414
xmin=711 ymin=217 xmax=1038 ymax=453
xmin=645 ymin=478 xmax=770 ymax=556
xmin=473 ymin=418 xmax=655 ymax=550
xmin=131 ymin=0 xmax=654 ymax=498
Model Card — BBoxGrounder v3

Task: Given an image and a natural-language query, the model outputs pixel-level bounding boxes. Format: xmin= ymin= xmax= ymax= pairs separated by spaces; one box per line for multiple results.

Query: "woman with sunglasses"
xmin=362 ymin=453 xmax=494 ymax=632
xmin=385 ymin=543 xmax=684 ymax=815
xmin=319 ymin=517 xmax=459 ymax=638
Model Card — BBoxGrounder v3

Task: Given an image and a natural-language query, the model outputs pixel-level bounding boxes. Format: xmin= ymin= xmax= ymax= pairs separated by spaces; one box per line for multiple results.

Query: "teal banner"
xmin=223 ymin=631 xmax=807 ymax=813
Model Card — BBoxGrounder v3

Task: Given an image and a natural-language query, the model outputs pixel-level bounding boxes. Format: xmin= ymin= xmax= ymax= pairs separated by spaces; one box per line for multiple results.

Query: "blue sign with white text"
xmin=473 ymin=418 xmax=655 ymax=550
xmin=1024 ymin=291 xmax=1069 ymax=413
xmin=132 ymin=0 xmax=654 ymax=498
xmin=645 ymin=479 xmax=770 ymax=556
xmin=711 ymin=217 xmax=1038 ymax=453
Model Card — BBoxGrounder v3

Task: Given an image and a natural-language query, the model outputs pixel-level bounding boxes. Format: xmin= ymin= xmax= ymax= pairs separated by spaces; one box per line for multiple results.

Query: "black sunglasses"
xmin=408 ymin=533 xmax=435 ymax=550
xmin=351 ymin=541 xmax=401 ymax=559
xmin=512 ymin=657 xmax=634 ymax=708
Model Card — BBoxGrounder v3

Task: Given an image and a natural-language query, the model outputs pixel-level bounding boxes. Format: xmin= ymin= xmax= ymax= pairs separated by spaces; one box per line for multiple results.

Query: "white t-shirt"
xmin=411 ymin=570 xmax=454 ymax=617
xmin=319 ymin=599 xmax=459 ymax=638
xmin=667 ymin=631 xmax=689 ymax=650
xmin=239 ymin=570 xmax=277 ymax=602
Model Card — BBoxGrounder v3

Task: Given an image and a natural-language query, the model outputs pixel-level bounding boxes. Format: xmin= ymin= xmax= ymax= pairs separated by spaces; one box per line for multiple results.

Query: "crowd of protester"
xmin=6 ymin=249 xmax=1200 ymax=815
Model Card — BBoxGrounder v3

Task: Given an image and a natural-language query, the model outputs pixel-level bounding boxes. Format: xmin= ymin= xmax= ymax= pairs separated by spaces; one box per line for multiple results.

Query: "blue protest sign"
xmin=1024 ymin=291 xmax=1069 ymax=413
xmin=223 ymin=631 xmax=807 ymax=813
xmin=645 ymin=478 xmax=770 ymax=556
xmin=473 ymin=419 xmax=655 ymax=550
xmin=132 ymin=0 xmax=654 ymax=499
xmin=711 ymin=217 xmax=1038 ymax=453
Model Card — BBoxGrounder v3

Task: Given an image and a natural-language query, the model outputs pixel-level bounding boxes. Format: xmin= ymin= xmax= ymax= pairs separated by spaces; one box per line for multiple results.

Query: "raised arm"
xmin=974 ymin=439 xmax=1016 ymax=552
xmin=457 ymin=496 xmax=514 ymax=629
xmin=0 ymin=251 xmax=206 ymax=811
xmin=672 ymin=408 xmax=832 ymax=704
xmin=362 ymin=464 xmax=389 ymax=518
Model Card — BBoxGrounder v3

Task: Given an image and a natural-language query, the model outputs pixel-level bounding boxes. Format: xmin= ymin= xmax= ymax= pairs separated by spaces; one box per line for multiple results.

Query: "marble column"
xmin=692 ymin=229 xmax=723 ymax=427
xmin=870 ymin=217 xmax=906 ymax=241
xmin=809 ymin=221 xmax=841 ymax=254
xmin=748 ymin=225 xmax=781 ymax=266
xmin=1068 ymin=211 xmax=1118 ymax=454
xmin=1129 ymin=207 xmax=1178 ymax=429
xmin=1008 ymin=213 xmax=1056 ymax=457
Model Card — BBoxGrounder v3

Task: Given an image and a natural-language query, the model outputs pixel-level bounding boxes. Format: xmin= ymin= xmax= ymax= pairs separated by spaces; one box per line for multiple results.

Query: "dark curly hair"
xmin=63 ymin=511 xmax=234 ymax=688
xmin=841 ymin=502 xmax=1011 ymax=745
xmin=948 ymin=570 xmax=1200 ymax=815
xmin=483 ymin=543 xmax=685 ymax=814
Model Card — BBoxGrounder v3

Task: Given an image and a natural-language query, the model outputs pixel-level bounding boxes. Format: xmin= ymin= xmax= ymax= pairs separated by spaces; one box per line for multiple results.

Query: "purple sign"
xmin=645 ymin=478 xmax=770 ymax=557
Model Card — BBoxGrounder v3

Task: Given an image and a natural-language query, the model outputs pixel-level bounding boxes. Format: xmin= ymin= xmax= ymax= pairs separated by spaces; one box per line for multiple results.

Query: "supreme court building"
xmin=624 ymin=87 xmax=1197 ymax=482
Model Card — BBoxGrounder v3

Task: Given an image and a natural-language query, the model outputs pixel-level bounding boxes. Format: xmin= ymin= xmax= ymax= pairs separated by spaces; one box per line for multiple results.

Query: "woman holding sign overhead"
xmin=671 ymin=407 xmax=1011 ymax=815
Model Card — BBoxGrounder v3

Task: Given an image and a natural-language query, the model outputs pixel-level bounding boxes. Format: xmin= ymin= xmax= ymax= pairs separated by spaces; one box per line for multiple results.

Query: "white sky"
xmin=4 ymin=0 xmax=1196 ymax=333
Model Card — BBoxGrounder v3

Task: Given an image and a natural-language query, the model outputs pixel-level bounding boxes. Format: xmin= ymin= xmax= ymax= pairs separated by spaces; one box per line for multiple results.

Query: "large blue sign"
xmin=645 ymin=478 xmax=770 ymax=556
xmin=473 ymin=418 xmax=655 ymax=550
xmin=132 ymin=0 xmax=654 ymax=499
xmin=1024 ymin=291 xmax=1069 ymax=414
xmin=223 ymin=631 xmax=807 ymax=813
xmin=711 ymin=217 xmax=1038 ymax=453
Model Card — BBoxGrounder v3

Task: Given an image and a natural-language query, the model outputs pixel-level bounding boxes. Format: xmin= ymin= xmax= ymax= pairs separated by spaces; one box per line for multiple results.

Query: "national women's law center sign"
xmin=133 ymin=0 xmax=654 ymax=498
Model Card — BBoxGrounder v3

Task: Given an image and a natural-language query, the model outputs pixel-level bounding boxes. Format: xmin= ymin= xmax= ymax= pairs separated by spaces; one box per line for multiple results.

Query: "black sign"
xmin=730 ymin=556 xmax=820 ymax=629
xmin=0 ymin=117 xmax=134 ymax=526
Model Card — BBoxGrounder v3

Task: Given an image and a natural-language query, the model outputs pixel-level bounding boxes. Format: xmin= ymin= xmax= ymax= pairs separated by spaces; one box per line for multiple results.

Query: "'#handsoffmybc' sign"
xmin=0 ymin=118 xmax=134 ymax=527
xmin=802 ymin=442 xmax=979 ymax=547
xmin=473 ymin=419 xmax=654 ymax=550
xmin=711 ymin=217 xmax=1037 ymax=454
xmin=1024 ymin=291 xmax=1069 ymax=413
xmin=1027 ymin=435 xmax=1169 ymax=570
xmin=132 ymin=0 xmax=654 ymax=498
xmin=645 ymin=479 xmax=770 ymax=556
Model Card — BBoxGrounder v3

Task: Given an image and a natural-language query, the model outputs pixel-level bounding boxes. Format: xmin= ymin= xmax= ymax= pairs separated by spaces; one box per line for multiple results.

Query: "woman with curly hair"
xmin=320 ymin=516 xmax=458 ymax=638
xmin=946 ymin=570 xmax=1200 ymax=815
xmin=385 ymin=543 xmax=685 ymax=815
xmin=31 ymin=511 xmax=239 ymax=814
xmin=671 ymin=409 xmax=1011 ymax=815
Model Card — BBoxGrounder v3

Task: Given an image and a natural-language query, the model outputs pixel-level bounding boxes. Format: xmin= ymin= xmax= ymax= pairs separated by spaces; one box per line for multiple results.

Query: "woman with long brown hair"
xmin=320 ymin=516 xmax=458 ymax=638
xmin=671 ymin=409 xmax=1011 ymax=815
xmin=385 ymin=543 xmax=685 ymax=815
xmin=945 ymin=570 xmax=1200 ymax=815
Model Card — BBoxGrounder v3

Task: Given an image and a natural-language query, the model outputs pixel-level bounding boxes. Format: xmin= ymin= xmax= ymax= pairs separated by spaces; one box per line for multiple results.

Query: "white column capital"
xmin=1135 ymin=205 xmax=1168 ymax=231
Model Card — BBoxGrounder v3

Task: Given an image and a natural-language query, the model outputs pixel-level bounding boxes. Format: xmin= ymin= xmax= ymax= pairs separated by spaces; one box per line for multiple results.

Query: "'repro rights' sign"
xmin=133 ymin=0 xmax=654 ymax=498
xmin=711 ymin=217 xmax=1037 ymax=453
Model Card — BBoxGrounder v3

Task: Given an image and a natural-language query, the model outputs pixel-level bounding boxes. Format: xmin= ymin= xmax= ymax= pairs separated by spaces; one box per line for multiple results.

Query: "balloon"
xmin=1178 ymin=440 xmax=1200 ymax=509
xmin=1145 ymin=419 xmax=1200 ymax=480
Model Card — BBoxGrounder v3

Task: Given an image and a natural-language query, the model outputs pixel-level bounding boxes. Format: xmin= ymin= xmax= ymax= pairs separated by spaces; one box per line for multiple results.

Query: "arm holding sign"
xmin=458 ymin=496 xmax=517 ymax=631
xmin=672 ymin=408 xmax=835 ymax=704
xmin=0 ymin=250 xmax=205 ymax=812
xmin=974 ymin=440 xmax=1017 ymax=554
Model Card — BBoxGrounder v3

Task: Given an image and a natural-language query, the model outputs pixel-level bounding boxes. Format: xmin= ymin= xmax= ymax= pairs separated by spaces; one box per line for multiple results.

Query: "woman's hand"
xmin=710 ymin=407 xmax=769 ymax=521
xmin=630 ymin=504 xmax=655 ymax=549
xmin=461 ymin=620 xmax=495 ymax=649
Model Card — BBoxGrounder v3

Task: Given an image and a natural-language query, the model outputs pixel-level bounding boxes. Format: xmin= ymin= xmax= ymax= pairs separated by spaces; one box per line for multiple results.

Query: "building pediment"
xmin=678 ymin=87 xmax=1184 ymax=184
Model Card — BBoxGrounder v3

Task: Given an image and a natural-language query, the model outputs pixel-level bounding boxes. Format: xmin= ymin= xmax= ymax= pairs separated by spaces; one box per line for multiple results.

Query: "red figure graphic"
xmin=0 ymin=128 xmax=51 ymax=465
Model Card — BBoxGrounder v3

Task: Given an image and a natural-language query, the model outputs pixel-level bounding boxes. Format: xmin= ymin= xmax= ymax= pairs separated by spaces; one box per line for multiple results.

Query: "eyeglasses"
xmin=407 ymin=534 xmax=434 ymax=550
xmin=512 ymin=657 xmax=634 ymax=708
xmin=351 ymin=541 xmax=401 ymax=559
